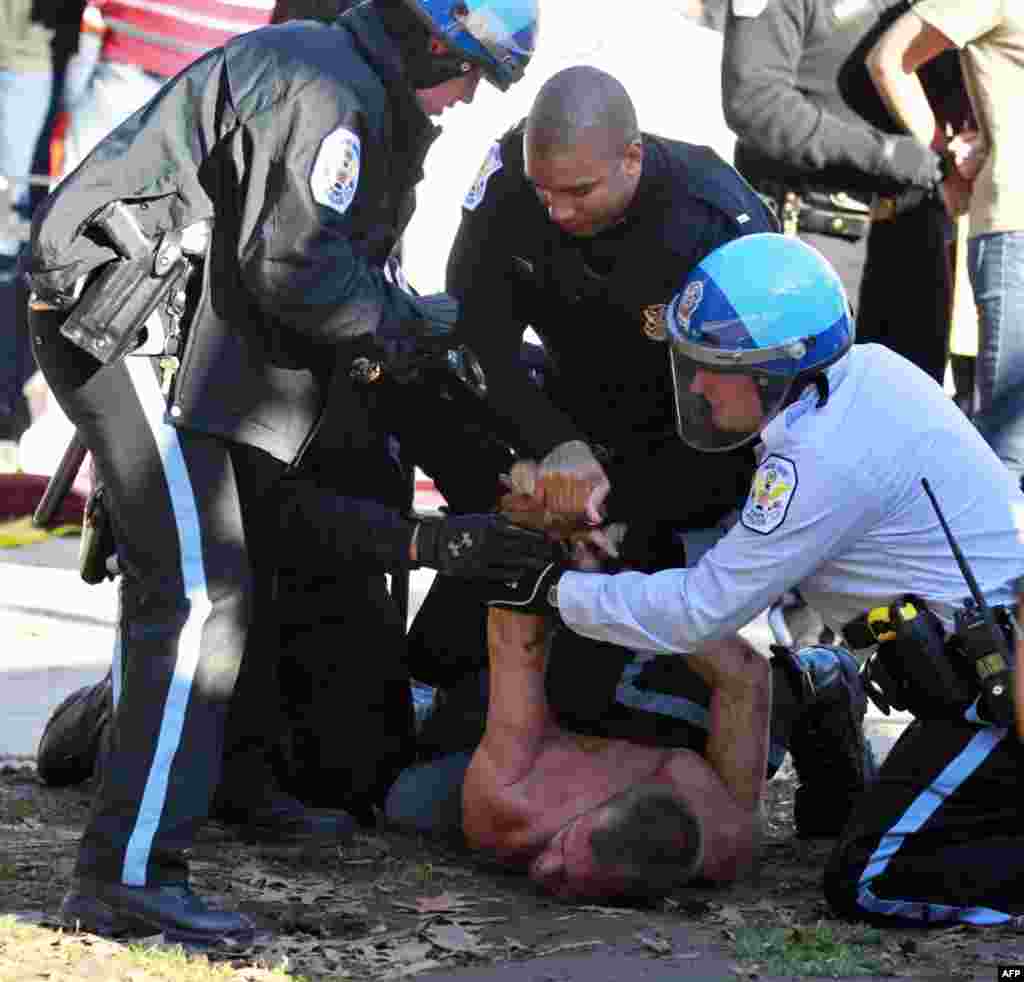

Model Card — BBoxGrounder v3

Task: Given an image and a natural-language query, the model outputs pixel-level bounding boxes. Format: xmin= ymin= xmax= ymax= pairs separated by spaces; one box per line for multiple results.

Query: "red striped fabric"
xmin=94 ymin=0 xmax=275 ymax=78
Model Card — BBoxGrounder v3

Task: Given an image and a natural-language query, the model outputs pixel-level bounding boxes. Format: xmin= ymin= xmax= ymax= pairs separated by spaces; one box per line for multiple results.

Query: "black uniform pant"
xmin=856 ymin=196 xmax=951 ymax=385
xmin=825 ymin=719 xmax=1024 ymax=926
xmin=800 ymin=231 xmax=866 ymax=318
xmin=30 ymin=309 xmax=284 ymax=887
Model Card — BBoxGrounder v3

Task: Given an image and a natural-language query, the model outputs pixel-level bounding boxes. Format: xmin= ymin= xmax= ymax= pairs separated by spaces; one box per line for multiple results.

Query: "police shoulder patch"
xmin=310 ymin=126 xmax=361 ymax=217
xmin=741 ymin=454 xmax=797 ymax=535
xmin=463 ymin=141 xmax=503 ymax=211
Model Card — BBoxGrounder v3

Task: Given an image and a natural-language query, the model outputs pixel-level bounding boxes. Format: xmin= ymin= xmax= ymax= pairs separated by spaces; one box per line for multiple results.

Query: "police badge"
xmin=641 ymin=303 xmax=668 ymax=341
xmin=675 ymin=280 xmax=704 ymax=335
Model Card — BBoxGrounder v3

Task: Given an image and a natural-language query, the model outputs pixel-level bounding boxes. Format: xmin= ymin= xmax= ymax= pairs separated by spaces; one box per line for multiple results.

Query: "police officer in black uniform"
xmin=406 ymin=64 xmax=776 ymax=691
xmin=24 ymin=0 xmax=544 ymax=944
xmin=721 ymin=0 xmax=964 ymax=383
xmin=449 ymin=65 xmax=774 ymax=543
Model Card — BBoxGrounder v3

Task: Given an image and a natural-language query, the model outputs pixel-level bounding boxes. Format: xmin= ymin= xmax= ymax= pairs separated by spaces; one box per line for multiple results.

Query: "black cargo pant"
xmin=30 ymin=308 xmax=294 ymax=887
xmin=825 ymin=718 xmax=1024 ymax=926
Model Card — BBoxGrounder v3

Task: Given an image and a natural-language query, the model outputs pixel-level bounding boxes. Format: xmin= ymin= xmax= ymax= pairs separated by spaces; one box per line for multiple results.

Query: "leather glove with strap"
xmin=485 ymin=561 xmax=567 ymax=616
xmin=413 ymin=513 xmax=558 ymax=581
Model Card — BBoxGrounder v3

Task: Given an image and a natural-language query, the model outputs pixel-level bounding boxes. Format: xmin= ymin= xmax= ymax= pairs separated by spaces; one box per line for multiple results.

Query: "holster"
xmin=59 ymin=253 xmax=191 ymax=364
xmin=79 ymin=485 xmax=118 ymax=585
xmin=857 ymin=596 xmax=977 ymax=719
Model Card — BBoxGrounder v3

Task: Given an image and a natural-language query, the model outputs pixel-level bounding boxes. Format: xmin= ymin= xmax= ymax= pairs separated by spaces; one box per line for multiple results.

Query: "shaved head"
xmin=526 ymin=66 xmax=639 ymax=162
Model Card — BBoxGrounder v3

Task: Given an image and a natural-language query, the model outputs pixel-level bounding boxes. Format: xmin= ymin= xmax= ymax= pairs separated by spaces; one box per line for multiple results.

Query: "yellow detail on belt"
xmin=867 ymin=600 xmax=919 ymax=643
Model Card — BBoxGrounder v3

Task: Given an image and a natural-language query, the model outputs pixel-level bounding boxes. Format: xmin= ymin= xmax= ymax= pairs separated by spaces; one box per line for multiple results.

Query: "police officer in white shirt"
xmin=489 ymin=233 xmax=1024 ymax=927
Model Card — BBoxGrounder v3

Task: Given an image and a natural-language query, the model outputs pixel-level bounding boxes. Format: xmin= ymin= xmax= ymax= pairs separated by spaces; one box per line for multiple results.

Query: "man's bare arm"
xmin=462 ymin=609 xmax=557 ymax=851
xmin=866 ymin=10 xmax=953 ymax=149
xmin=470 ymin=610 xmax=557 ymax=787
xmin=677 ymin=635 xmax=771 ymax=814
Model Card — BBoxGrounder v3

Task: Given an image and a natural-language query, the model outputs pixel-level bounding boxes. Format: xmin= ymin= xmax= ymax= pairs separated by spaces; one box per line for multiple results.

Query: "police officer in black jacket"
xmin=405 ymin=65 xmax=777 ymax=695
xmin=448 ymin=65 xmax=776 ymax=533
xmin=24 ymin=0 xmax=544 ymax=944
xmin=722 ymin=0 xmax=966 ymax=382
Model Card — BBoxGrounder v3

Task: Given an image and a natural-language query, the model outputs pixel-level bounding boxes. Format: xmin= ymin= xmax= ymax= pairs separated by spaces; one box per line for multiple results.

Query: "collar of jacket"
xmin=336 ymin=6 xmax=439 ymax=149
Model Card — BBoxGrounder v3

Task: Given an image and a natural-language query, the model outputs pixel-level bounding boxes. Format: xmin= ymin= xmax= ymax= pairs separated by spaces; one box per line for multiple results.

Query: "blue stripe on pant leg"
xmin=855 ymin=726 xmax=1012 ymax=925
xmin=121 ymin=358 xmax=214 ymax=887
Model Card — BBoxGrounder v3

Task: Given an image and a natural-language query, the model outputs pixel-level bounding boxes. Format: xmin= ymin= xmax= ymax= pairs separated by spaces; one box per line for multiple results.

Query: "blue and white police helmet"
xmin=402 ymin=0 xmax=539 ymax=91
xmin=665 ymin=234 xmax=854 ymax=452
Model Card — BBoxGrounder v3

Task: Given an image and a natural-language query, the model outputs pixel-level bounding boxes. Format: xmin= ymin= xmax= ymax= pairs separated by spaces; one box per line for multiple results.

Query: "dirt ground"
xmin=1 ymin=760 xmax=1021 ymax=981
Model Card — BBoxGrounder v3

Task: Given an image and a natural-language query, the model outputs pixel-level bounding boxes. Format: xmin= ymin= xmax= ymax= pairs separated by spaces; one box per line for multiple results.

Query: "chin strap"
xmin=374 ymin=0 xmax=473 ymax=88
xmin=812 ymin=373 xmax=830 ymax=408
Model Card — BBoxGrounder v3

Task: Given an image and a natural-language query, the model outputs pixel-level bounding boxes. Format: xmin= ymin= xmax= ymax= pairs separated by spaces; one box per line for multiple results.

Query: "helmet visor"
xmin=453 ymin=1 xmax=539 ymax=90
xmin=669 ymin=318 xmax=808 ymax=452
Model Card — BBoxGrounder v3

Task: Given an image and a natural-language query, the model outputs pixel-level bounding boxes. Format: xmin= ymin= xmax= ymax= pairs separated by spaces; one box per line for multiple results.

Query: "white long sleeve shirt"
xmin=557 ymin=344 xmax=1024 ymax=652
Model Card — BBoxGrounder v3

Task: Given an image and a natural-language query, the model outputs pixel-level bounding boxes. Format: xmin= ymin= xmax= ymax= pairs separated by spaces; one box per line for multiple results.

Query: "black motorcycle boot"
xmin=784 ymin=646 xmax=878 ymax=839
xmin=210 ymin=751 xmax=358 ymax=850
xmin=61 ymin=877 xmax=255 ymax=945
xmin=36 ymin=673 xmax=113 ymax=787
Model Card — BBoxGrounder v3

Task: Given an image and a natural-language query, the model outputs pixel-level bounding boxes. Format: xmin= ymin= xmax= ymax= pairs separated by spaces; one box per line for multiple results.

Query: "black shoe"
xmin=37 ymin=674 xmax=113 ymax=787
xmin=60 ymin=877 xmax=255 ymax=945
xmin=787 ymin=646 xmax=878 ymax=839
xmin=211 ymin=791 xmax=358 ymax=848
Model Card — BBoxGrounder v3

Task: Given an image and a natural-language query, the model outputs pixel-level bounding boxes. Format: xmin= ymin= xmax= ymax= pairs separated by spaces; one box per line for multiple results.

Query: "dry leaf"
xmin=388 ymin=940 xmax=433 ymax=963
xmin=636 ymin=932 xmax=673 ymax=956
xmin=717 ymin=905 xmax=747 ymax=926
xmin=536 ymin=939 xmax=605 ymax=957
xmin=423 ymin=923 xmax=483 ymax=953
xmin=393 ymin=893 xmax=475 ymax=914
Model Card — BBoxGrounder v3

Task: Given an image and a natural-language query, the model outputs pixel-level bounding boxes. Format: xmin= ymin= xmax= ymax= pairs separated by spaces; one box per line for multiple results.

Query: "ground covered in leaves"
xmin=1 ymin=761 xmax=1021 ymax=981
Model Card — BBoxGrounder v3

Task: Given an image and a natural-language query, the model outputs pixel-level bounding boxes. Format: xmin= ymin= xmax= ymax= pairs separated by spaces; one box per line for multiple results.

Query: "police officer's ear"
xmin=622 ymin=139 xmax=643 ymax=180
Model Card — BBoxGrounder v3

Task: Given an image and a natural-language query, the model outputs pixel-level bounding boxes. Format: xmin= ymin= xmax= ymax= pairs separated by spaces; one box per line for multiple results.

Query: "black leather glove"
xmin=349 ymin=293 xmax=461 ymax=385
xmin=413 ymin=514 xmax=558 ymax=581
xmin=485 ymin=561 xmax=566 ymax=615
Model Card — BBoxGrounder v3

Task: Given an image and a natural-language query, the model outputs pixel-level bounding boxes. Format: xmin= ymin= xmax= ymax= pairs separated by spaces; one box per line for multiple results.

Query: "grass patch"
xmin=0 ymin=915 xmax=305 ymax=982
xmin=2 ymin=798 xmax=39 ymax=821
xmin=733 ymin=922 xmax=889 ymax=977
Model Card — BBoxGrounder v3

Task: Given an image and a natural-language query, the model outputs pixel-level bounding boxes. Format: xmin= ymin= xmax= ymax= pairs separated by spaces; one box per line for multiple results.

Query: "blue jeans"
xmin=970 ymin=232 xmax=1024 ymax=413
xmin=1 ymin=67 xmax=53 ymax=418
xmin=969 ymin=232 xmax=1024 ymax=486
xmin=384 ymin=752 xmax=472 ymax=840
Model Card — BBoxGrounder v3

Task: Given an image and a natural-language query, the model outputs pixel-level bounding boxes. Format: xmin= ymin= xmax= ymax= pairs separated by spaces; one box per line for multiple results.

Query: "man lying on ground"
xmin=386 ymin=485 xmax=868 ymax=901
xmin=461 ymin=606 xmax=768 ymax=897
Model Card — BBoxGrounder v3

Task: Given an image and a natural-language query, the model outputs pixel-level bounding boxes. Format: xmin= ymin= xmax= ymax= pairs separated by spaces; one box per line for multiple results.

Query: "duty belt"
xmin=842 ymin=601 xmax=917 ymax=649
xmin=756 ymin=184 xmax=870 ymax=242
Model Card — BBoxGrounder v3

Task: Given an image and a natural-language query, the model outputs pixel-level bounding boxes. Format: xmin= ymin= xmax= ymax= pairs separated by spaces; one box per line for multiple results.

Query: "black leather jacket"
xmin=27 ymin=7 xmax=439 ymax=465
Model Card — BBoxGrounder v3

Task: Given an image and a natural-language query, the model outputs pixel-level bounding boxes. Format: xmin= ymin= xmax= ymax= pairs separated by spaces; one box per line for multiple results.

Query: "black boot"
xmin=211 ymin=754 xmax=358 ymax=848
xmin=61 ymin=877 xmax=255 ymax=945
xmin=784 ymin=646 xmax=878 ymax=839
xmin=36 ymin=674 xmax=113 ymax=787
